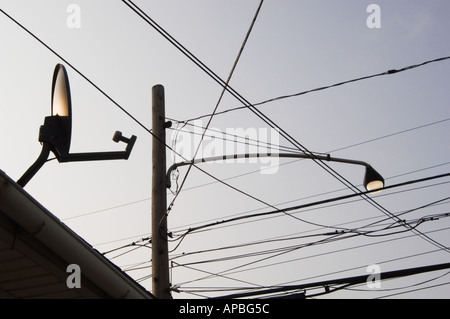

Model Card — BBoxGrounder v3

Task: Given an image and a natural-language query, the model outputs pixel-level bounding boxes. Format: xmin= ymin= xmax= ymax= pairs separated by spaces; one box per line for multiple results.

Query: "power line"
xmin=63 ymin=115 xmax=449 ymax=224
xmin=112 ymin=213 xmax=450 ymax=284
xmin=99 ymin=189 xmax=450 ymax=281
xmin=166 ymin=175 xmax=450 ymax=269
xmin=8 ymin=0 xmax=320 ymax=241
xmin=171 ymin=261 xmax=264 ymax=290
xmin=121 ymin=0 xmax=361 ymax=207
xmin=103 ymin=179 xmax=448 ymax=294
xmin=181 ymin=230 xmax=450 ymax=298
xmin=166 ymin=116 xmax=450 ymax=201
xmin=180 ymin=56 xmax=450 ymax=123
xmin=86 ymin=166 xmax=449 ymax=252
xmin=125 ymin=0 xmax=354 ymax=255
xmin=167 ymin=120 xmax=303 ymax=156
xmin=2 ymin=8 xmax=335 ymax=287
xmin=76 ymin=163 xmax=448 ymax=264
xmin=169 ymin=38 xmax=448 ymax=247
xmin=171 ymin=180 xmax=450 ymax=239
xmin=123 ymin=0 xmax=328 ymax=262
xmin=1 ymin=7 xmax=298 ymax=227
xmin=169 ymin=197 xmax=450 ymax=263
xmin=164 ymin=0 xmax=265 ymax=218
xmin=167 ymin=116 xmax=450 ymax=159
xmin=172 ymin=172 xmax=450 ymax=237
xmin=172 ymin=213 xmax=450 ymax=271
xmin=180 ymin=227 xmax=450 ymax=293
xmin=375 ymin=280 xmax=450 ymax=299
xmin=344 ymin=268 xmax=450 ymax=295
xmin=0 ymin=7 xmax=208 ymax=181
xmin=122 ymin=0 xmax=449 ymax=252
xmin=277 ymin=246 xmax=447 ymax=289
xmin=0 ymin=8 xmax=153 ymax=136
xmin=171 ymin=213 xmax=450 ymax=275
xmin=170 ymin=200 xmax=450 ymax=290
xmin=92 ymin=180 xmax=450 ymax=269
xmin=179 ymin=265 xmax=450 ymax=299
xmin=123 ymin=1 xmax=370 ymax=238
xmin=122 ymin=0 xmax=348 ymax=243
xmin=7 ymin=2 xmax=450 ymax=298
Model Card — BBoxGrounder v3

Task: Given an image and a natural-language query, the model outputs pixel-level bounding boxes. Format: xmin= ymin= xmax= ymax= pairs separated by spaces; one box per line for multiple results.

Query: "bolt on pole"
xmin=151 ymin=84 xmax=171 ymax=299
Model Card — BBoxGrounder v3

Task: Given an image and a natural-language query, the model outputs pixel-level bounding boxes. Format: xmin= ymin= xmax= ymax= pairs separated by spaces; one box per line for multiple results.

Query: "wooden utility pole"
xmin=151 ymin=84 xmax=171 ymax=299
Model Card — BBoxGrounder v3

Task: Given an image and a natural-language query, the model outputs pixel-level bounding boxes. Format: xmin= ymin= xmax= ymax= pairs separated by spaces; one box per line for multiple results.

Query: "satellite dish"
xmin=50 ymin=64 xmax=72 ymax=154
xmin=17 ymin=63 xmax=137 ymax=188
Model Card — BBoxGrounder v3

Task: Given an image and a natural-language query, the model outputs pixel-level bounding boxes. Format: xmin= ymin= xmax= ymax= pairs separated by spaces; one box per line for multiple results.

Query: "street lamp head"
xmin=364 ymin=165 xmax=385 ymax=193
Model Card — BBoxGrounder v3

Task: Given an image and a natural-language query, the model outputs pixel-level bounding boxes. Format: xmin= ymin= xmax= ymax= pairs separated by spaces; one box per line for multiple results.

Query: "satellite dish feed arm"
xmin=57 ymin=132 xmax=137 ymax=163
xmin=37 ymin=116 xmax=136 ymax=162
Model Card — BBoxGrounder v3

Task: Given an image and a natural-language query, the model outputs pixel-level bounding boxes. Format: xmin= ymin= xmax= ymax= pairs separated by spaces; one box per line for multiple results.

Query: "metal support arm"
xmin=57 ymin=134 xmax=137 ymax=162
xmin=166 ymin=152 xmax=373 ymax=189
xmin=17 ymin=143 xmax=52 ymax=187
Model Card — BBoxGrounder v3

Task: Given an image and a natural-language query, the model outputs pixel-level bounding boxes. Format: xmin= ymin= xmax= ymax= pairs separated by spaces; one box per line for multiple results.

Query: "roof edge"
xmin=0 ymin=169 xmax=154 ymax=299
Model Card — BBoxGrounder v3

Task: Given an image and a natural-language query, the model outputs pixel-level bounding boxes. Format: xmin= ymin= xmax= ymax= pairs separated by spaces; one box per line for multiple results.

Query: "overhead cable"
xmin=122 ymin=1 xmax=450 ymax=251
xmin=0 ymin=7 xmax=296 ymax=226
xmin=181 ymin=56 xmax=450 ymax=122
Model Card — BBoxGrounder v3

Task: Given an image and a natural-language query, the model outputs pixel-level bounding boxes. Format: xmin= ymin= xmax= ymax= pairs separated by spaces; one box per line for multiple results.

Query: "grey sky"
xmin=1 ymin=1 xmax=449 ymax=298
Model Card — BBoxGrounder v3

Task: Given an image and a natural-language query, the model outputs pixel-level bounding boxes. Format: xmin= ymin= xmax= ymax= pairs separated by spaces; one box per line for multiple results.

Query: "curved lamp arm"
xmin=166 ymin=152 xmax=384 ymax=192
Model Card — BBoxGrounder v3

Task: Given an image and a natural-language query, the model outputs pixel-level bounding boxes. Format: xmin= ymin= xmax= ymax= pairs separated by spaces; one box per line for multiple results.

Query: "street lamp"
xmin=17 ymin=64 xmax=137 ymax=187
xmin=166 ymin=152 xmax=385 ymax=193
xmin=151 ymin=86 xmax=385 ymax=299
